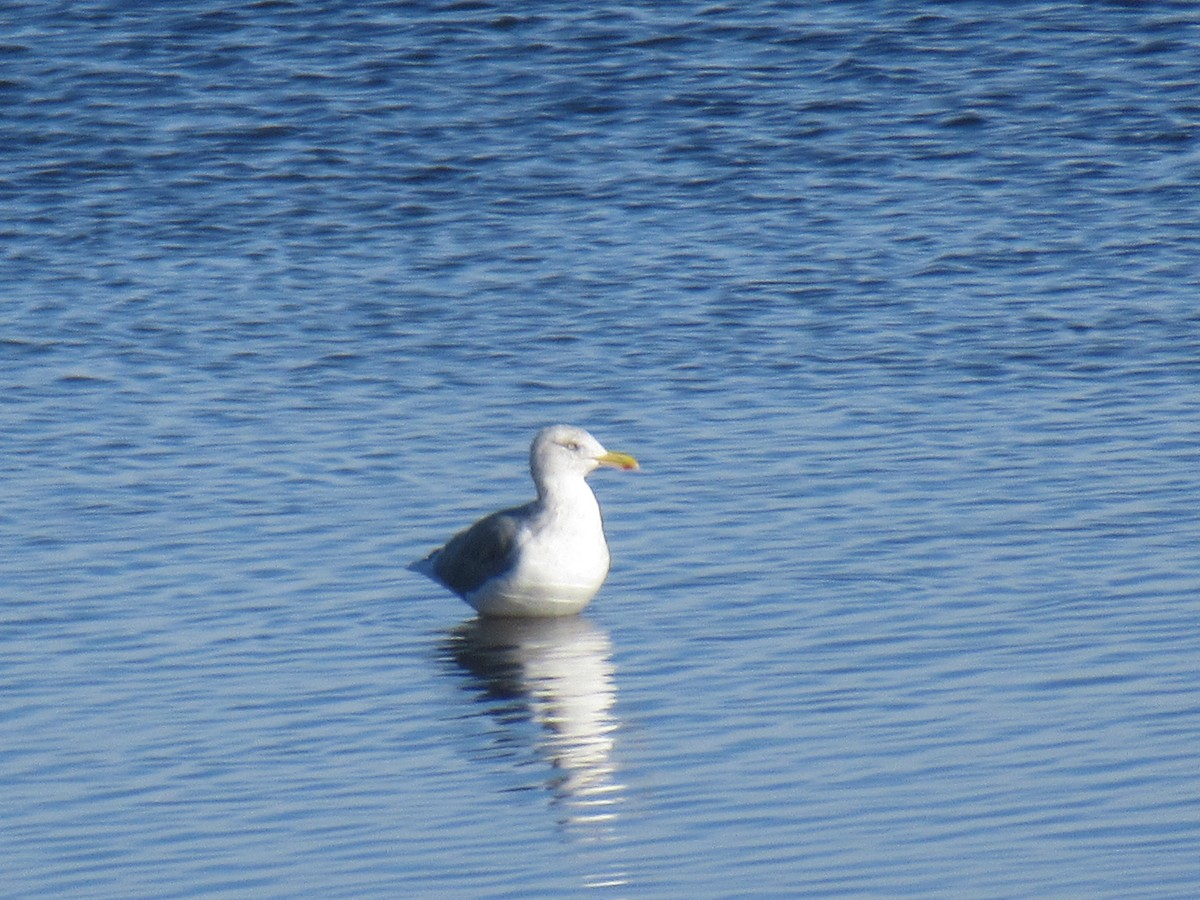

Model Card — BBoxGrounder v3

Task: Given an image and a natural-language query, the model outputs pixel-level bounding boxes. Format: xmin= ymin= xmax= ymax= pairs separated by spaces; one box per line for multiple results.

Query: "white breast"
xmin=466 ymin=489 xmax=611 ymax=617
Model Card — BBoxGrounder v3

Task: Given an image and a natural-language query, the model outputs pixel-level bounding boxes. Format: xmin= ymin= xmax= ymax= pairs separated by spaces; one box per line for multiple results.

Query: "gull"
xmin=411 ymin=425 xmax=638 ymax=617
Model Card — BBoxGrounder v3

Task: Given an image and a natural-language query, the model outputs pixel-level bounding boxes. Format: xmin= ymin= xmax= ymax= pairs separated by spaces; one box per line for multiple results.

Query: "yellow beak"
xmin=596 ymin=450 xmax=639 ymax=471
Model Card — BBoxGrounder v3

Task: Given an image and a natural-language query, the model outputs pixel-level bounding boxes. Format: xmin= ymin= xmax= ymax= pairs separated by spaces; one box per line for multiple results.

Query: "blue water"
xmin=4 ymin=2 xmax=1200 ymax=896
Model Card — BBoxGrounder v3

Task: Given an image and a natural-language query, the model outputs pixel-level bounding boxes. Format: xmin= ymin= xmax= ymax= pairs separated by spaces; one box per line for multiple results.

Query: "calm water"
xmin=4 ymin=2 xmax=1200 ymax=896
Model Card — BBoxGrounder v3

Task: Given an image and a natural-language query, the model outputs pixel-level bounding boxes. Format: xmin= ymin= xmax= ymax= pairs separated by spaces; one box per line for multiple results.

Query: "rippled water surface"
xmin=4 ymin=2 xmax=1200 ymax=897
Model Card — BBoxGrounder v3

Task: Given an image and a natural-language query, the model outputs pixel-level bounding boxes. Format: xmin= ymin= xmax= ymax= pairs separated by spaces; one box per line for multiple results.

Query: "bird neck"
xmin=535 ymin=472 xmax=599 ymax=516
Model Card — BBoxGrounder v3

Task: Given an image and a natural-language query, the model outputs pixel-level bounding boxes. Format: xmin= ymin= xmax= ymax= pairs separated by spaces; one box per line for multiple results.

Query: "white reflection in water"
xmin=445 ymin=615 xmax=625 ymax=833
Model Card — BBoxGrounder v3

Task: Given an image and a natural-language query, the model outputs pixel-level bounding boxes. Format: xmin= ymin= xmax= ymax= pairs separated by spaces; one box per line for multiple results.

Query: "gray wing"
xmin=415 ymin=503 xmax=534 ymax=598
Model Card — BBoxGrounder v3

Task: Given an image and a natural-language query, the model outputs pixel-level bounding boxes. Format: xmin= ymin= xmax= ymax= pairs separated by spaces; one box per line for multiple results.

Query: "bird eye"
xmin=564 ymin=441 xmax=580 ymax=451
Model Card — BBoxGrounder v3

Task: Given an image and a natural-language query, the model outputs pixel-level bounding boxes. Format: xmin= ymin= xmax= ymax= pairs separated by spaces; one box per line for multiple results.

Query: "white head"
xmin=529 ymin=425 xmax=638 ymax=497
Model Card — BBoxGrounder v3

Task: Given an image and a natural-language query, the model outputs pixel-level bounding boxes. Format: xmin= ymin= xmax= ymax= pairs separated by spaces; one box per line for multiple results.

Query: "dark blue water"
xmin=4 ymin=2 xmax=1200 ymax=897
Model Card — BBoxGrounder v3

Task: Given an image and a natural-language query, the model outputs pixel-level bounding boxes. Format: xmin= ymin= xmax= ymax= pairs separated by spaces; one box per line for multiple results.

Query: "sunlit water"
xmin=4 ymin=2 xmax=1200 ymax=897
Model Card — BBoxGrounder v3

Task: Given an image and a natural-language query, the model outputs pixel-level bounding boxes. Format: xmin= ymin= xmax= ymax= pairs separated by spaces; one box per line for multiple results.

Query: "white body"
xmin=465 ymin=477 xmax=611 ymax=616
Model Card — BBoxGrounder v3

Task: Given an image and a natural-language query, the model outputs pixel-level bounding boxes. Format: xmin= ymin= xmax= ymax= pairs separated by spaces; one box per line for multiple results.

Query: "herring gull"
xmin=410 ymin=425 xmax=638 ymax=617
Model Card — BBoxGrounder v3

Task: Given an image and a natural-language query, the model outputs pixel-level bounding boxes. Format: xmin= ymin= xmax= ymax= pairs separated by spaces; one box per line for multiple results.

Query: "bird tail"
xmin=408 ymin=551 xmax=437 ymax=578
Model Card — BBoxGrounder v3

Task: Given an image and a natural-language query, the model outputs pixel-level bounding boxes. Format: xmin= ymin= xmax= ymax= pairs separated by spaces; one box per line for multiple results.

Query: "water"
xmin=4 ymin=1 xmax=1200 ymax=896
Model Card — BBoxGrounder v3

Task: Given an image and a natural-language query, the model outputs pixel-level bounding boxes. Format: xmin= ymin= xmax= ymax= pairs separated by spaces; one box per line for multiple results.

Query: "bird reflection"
xmin=444 ymin=614 xmax=624 ymax=831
